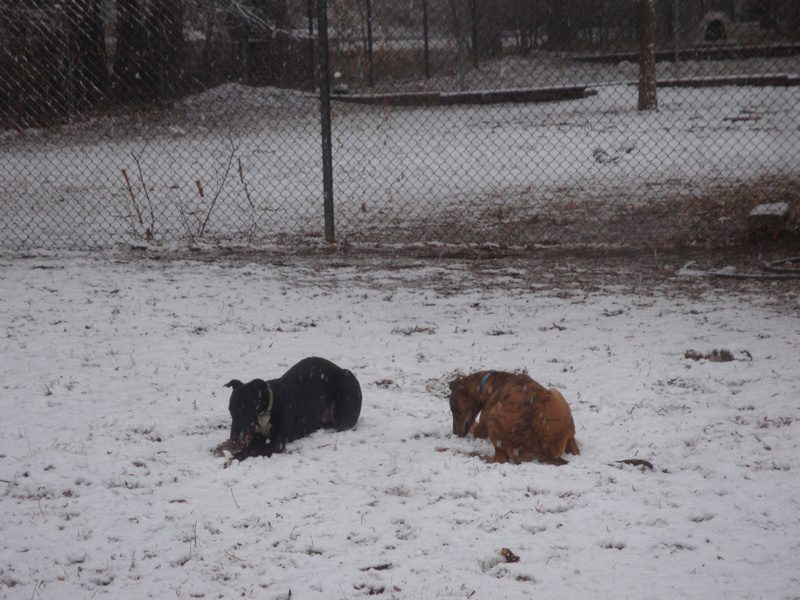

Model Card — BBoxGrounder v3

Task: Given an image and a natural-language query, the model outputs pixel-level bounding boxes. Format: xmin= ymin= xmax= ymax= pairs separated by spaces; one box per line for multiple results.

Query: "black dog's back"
xmin=333 ymin=368 xmax=362 ymax=430
xmin=276 ymin=357 xmax=362 ymax=433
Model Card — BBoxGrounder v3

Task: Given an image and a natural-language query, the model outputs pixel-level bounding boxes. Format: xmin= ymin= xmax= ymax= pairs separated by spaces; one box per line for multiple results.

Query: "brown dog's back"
xmin=539 ymin=388 xmax=580 ymax=458
xmin=484 ymin=381 xmax=579 ymax=465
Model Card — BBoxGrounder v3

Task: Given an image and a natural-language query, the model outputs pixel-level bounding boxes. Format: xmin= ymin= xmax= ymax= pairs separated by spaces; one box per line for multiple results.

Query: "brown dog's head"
xmin=448 ymin=373 xmax=484 ymax=436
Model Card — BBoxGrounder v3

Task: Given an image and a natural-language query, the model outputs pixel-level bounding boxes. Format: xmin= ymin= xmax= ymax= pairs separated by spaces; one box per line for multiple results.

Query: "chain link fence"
xmin=1 ymin=0 xmax=799 ymax=251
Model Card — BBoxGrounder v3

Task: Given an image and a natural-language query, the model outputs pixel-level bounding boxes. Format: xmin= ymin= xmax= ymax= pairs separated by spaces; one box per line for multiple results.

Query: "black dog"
xmin=224 ymin=357 xmax=362 ymax=461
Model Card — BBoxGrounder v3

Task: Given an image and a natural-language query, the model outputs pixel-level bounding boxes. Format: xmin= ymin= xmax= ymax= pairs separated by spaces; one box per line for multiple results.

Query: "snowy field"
xmin=1 ymin=255 xmax=799 ymax=599
xmin=2 ymin=51 xmax=799 ymax=250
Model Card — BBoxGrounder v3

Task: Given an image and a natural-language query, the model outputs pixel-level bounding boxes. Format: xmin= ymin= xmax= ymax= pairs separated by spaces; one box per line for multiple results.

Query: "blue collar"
xmin=479 ymin=371 xmax=496 ymax=395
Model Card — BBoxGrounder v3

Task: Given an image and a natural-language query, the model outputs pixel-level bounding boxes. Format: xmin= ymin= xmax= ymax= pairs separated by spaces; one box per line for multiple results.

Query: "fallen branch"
xmin=121 ymin=168 xmax=143 ymax=226
xmin=359 ymin=563 xmax=393 ymax=572
xmin=500 ymin=548 xmax=520 ymax=563
xmin=131 ymin=151 xmax=156 ymax=238
xmin=224 ymin=549 xmax=247 ymax=564
xmin=617 ymin=458 xmax=654 ymax=470
xmin=238 ymin=158 xmax=258 ymax=245
xmin=238 ymin=158 xmax=255 ymax=210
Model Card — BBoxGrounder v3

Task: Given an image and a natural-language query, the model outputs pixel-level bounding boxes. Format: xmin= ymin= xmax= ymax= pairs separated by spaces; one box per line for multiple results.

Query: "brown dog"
xmin=448 ymin=370 xmax=580 ymax=465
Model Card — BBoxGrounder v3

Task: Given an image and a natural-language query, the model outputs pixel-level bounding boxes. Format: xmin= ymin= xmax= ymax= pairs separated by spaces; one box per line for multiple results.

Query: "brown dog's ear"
xmin=224 ymin=379 xmax=243 ymax=390
xmin=448 ymin=375 xmax=466 ymax=393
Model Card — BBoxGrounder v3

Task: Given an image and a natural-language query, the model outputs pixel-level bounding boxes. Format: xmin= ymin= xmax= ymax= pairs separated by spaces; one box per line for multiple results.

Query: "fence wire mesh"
xmin=1 ymin=0 xmax=799 ymax=251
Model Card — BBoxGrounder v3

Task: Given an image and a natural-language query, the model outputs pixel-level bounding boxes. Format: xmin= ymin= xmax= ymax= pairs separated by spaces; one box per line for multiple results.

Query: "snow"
xmin=749 ymin=202 xmax=790 ymax=218
xmin=1 ymin=52 xmax=798 ymax=249
xmin=1 ymin=255 xmax=799 ymax=599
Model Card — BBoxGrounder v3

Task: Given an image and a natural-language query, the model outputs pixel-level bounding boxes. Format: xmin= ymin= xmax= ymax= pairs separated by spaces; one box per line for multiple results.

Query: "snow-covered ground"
xmin=1 ymin=50 xmax=798 ymax=250
xmin=1 ymin=255 xmax=798 ymax=599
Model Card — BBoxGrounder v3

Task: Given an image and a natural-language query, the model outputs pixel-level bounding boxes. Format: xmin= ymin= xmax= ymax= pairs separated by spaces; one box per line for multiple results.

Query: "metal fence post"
xmin=317 ymin=0 xmax=335 ymax=243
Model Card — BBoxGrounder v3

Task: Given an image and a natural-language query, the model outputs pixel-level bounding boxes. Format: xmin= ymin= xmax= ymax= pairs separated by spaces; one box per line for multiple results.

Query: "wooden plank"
xmin=332 ymin=86 xmax=597 ymax=107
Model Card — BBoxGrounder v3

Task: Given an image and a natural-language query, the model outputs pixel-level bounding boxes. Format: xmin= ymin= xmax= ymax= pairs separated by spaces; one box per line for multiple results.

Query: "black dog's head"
xmin=225 ymin=379 xmax=272 ymax=446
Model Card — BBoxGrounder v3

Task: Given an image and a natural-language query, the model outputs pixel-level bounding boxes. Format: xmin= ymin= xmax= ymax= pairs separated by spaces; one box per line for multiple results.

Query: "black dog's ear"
xmin=224 ymin=379 xmax=243 ymax=390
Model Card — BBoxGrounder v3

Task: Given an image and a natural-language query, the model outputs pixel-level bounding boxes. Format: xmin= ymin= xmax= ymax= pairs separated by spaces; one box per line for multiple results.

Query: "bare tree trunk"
xmin=638 ymin=0 xmax=657 ymax=111
xmin=69 ymin=0 xmax=108 ymax=108
xmin=449 ymin=0 xmax=468 ymax=91
xmin=149 ymin=0 xmax=184 ymax=99
xmin=544 ymin=0 xmax=576 ymax=51
xmin=671 ymin=0 xmax=680 ymax=79
xmin=307 ymin=0 xmax=315 ymax=91
xmin=113 ymin=0 xmax=184 ymax=103
xmin=422 ymin=0 xmax=431 ymax=79
xmin=473 ymin=0 xmax=502 ymax=59
xmin=113 ymin=0 xmax=147 ymax=101
xmin=365 ymin=0 xmax=374 ymax=86
xmin=199 ymin=8 xmax=216 ymax=87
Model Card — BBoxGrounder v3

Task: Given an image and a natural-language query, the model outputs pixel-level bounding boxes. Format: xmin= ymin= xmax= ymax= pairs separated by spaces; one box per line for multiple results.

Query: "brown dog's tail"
xmin=566 ymin=437 xmax=580 ymax=455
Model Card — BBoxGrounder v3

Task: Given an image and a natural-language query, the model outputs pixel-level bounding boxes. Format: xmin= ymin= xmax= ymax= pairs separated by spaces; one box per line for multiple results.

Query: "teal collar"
xmin=479 ymin=371 xmax=496 ymax=395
